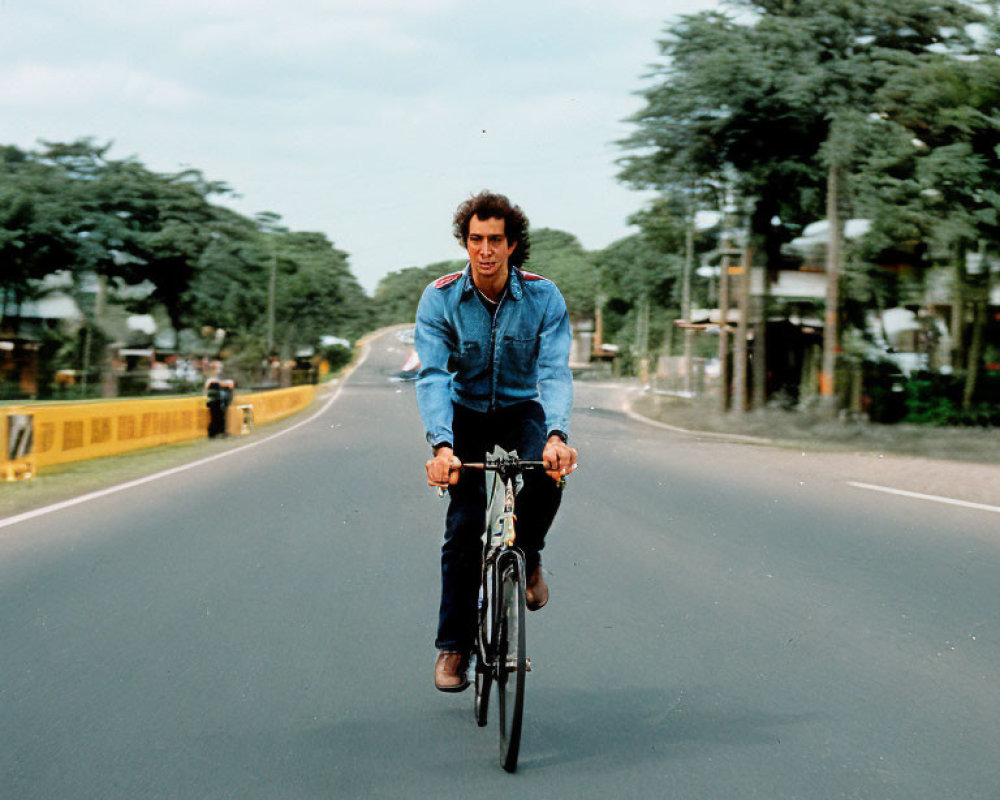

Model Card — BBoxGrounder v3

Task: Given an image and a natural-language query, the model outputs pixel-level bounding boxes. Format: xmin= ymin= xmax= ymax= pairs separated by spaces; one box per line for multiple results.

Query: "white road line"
xmin=0 ymin=340 xmax=371 ymax=531
xmin=623 ymin=406 xmax=773 ymax=444
xmin=847 ymin=481 xmax=1000 ymax=515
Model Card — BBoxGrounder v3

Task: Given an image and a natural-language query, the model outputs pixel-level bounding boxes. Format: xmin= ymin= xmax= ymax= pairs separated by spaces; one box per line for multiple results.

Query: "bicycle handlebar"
xmin=433 ymin=450 xmax=575 ymax=496
xmin=461 ymin=459 xmax=547 ymax=471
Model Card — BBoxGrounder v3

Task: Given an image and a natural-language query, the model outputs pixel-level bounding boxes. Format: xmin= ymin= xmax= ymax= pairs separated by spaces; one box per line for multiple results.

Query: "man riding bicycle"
xmin=415 ymin=190 xmax=578 ymax=692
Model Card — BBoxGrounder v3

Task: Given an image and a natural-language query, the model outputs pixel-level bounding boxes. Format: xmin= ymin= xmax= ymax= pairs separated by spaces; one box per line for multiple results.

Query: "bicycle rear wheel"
xmin=496 ymin=554 xmax=526 ymax=772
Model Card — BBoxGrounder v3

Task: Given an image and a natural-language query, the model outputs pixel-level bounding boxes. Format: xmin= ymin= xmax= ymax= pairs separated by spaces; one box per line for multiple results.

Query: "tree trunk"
xmin=963 ymin=298 xmax=986 ymax=411
xmin=950 ymin=243 xmax=967 ymax=372
xmin=80 ymin=276 xmax=107 ymax=397
xmin=820 ymin=160 xmax=843 ymax=409
xmin=8 ymin=290 xmax=24 ymax=336
xmin=93 ymin=275 xmax=116 ymax=398
xmin=266 ymin=245 xmax=278 ymax=353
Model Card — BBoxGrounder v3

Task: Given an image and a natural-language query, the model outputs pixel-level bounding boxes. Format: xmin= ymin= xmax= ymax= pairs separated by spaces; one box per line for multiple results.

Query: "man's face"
xmin=466 ymin=215 xmax=517 ymax=285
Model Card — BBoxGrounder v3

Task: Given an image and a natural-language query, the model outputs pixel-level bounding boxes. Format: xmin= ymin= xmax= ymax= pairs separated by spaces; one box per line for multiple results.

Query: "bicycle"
xmin=460 ymin=446 xmax=547 ymax=773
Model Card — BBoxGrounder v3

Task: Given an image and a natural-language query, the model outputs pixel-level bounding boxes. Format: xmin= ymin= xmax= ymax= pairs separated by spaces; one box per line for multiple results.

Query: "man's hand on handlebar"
xmin=426 ymin=445 xmax=462 ymax=488
xmin=542 ymin=435 xmax=578 ymax=483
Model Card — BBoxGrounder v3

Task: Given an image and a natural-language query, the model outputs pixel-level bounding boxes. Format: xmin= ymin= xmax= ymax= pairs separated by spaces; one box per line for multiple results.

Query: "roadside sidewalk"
xmin=619 ymin=386 xmax=1000 ymax=510
xmin=626 ymin=389 xmax=1000 ymax=464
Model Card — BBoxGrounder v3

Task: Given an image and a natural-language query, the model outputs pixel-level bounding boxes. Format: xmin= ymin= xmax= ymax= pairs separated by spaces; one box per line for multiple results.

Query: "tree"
xmin=620 ymin=0 xmax=987 ymax=409
xmin=271 ymin=230 xmax=371 ymax=352
xmin=188 ymin=207 xmax=270 ymax=342
xmin=192 ymin=216 xmax=373 ymax=362
xmin=136 ymin=170 xmax=230 ymax=340
xmin=864 ymin=50 xmax=1000 ymax=409
xmin=0 ymin=146 xmax=79 ymax=331
xmin=373 ymin=261 xmax=461 ymax=327
xmin=33 ymin=140 xmax=233 ymax=339
xmin=525 ymin=228 xmax=600 ymax=317
xmin=2 ymin=138 xmax=376 ymax=397
xmin=591 ymin=232 xmax=686 ymax=376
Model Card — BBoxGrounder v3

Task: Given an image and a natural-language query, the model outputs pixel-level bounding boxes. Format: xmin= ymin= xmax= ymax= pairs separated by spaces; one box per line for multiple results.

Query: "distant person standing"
xmin=414 ymin=190 xmax=578 ymax=692
xmin=205 ymin=377 xmax=233 ymax=437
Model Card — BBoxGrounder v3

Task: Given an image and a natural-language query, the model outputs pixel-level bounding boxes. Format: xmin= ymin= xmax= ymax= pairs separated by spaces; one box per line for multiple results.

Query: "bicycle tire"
xmin=496 ymin=554 xmax=527 ymax=772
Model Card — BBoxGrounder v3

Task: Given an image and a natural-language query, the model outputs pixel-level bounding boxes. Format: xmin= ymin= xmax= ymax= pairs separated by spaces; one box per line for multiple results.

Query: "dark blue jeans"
xmin=435 ymin=401 xmax=562 ymax=653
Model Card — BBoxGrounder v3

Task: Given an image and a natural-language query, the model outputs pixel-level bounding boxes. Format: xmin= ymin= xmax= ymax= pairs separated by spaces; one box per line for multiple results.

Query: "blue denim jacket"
xmin=414 ymin=265 xmax=573 ymax=448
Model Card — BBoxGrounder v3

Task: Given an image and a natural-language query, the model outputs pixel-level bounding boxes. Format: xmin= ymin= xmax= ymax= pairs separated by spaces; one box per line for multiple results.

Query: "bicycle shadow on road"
xmin=515 ymin=685 xmax=819 ymax=773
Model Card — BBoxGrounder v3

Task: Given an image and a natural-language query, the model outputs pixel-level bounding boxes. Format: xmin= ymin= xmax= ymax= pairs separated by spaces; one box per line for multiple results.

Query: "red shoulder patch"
xmin=434 ymin=272 xmax=463 ymax=289
xmin=520 ymin=270 xmax=546 ymax=281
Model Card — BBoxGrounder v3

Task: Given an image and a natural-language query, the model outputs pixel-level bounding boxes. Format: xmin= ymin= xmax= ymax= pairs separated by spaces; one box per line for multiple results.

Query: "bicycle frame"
xmin=477 ymin=449 xmax=524 ymax=672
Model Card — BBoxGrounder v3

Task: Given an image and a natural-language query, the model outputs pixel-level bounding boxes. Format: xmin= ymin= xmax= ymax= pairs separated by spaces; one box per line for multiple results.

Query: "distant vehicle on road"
xmin=391 ymin=349 xmax=420 ymax=382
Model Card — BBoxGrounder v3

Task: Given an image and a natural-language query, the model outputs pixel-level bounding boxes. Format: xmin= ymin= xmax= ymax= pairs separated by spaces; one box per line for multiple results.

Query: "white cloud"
xmin=64 ymin=0 xmax=456 ymax=58
xmin=0 ymin=62 xmax=201 ymax=110
xmin=178 ymin=13 xmax=430 ymax=58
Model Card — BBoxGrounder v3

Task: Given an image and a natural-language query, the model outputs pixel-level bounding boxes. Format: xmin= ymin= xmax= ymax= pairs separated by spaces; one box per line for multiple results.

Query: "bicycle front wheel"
xmin=496 ymin=554 xmax=527 ymax=773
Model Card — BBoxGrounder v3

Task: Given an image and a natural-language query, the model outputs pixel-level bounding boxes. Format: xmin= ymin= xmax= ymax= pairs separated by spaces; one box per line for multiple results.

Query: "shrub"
xmin=321 ymin=344 xmax=352 ymax=374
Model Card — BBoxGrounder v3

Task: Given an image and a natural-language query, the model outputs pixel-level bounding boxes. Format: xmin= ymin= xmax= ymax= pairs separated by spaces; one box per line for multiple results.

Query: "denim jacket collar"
xmin=460 ymin=264 xmax=524 ymax=302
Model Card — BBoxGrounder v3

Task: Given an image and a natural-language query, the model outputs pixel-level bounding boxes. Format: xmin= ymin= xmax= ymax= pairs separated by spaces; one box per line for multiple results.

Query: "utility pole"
xmin=635 ymin=294 xmax=650 ymax=386
xmin=593 ymin=292 xmax=606 ymax=358
xmin=718 ymin=253 xmax=731 ymax=412
xmin=752 ymin=256 xmax=770 ymax=410
xmin=732 ymin=239 xmax=754 ymax=414
xmin=820 ymin=159 xmax=843 ymax=407
xmin=717 ymin=190 xmax=740 ymax=413
xmin=963 ymin=241 xmax=991 ymax=410
xmin=682 ymin=199 xmax=695 ymax=395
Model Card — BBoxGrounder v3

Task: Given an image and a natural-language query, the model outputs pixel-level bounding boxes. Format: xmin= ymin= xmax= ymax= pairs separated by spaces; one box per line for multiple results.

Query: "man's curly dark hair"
xmin=452 ymin=191 xmax=531 ymax=268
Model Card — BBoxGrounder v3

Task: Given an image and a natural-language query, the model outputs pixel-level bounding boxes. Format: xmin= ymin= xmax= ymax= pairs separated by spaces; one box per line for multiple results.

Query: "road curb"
xmin=621 ymin=390 xmax=776 ymax=445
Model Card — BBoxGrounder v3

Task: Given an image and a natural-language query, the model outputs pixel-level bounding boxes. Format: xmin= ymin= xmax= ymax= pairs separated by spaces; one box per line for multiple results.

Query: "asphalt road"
xmin=2 ymin=330 xmax=999 ymax=799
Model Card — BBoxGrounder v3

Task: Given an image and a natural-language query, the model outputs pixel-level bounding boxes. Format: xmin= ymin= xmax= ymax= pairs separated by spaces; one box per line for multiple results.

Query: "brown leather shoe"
xmin=434 ymin=651 xmax=469 ymax=692
xmin=525 ymin=565 xmax=549 ymax=610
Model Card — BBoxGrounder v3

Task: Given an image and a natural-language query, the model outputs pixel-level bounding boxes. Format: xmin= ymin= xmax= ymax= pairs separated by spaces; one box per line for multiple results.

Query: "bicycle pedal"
xmin=506 ymin=657 xmax=532 ymax=672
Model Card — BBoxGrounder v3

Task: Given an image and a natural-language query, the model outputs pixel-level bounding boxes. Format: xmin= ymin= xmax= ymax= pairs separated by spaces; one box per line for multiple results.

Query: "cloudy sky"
xmin=1 ymin=0 xmax=724 ymax=292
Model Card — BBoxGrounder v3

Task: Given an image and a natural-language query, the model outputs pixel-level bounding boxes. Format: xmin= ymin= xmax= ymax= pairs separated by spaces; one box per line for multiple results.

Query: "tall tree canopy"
xmin=618 ymin=0 xmax=995 ymax=410
xmin=0 ymin=145 xmax=79 ymax=327
xmin=619 ymin=0 xmax=987 ymax=262
xmin=524 ymin=228 xmax=600 ymax=316
xmin=1 ymin=139 xmax=374 ymax=381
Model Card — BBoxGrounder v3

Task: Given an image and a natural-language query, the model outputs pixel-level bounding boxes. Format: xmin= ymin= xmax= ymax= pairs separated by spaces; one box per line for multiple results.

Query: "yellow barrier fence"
xmin=1 ymin=385 xmax=316 ymax=480
xmin=235 ymin=385 xmax=316 ymax=427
